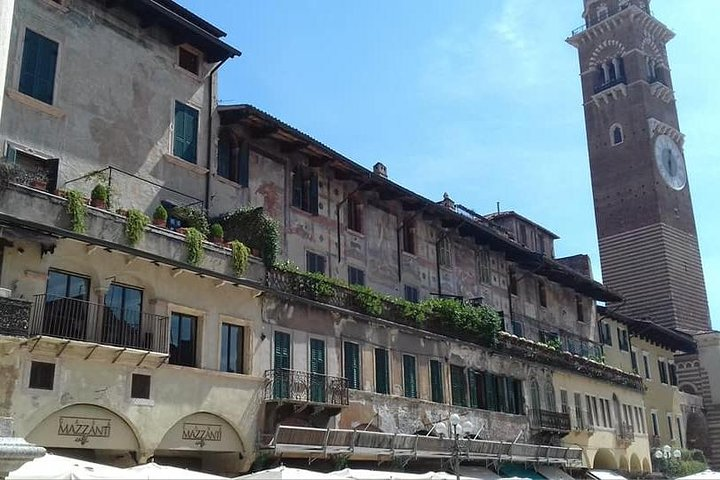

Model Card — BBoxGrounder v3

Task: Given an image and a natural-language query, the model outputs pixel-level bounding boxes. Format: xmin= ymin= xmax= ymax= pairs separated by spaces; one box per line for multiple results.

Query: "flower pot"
xmin=152 ymin=218 xmax=167 ymax=227
xmin=211 ymin=236 xmax=224 ymax=245
xmin=177 ymin=227 xmax=188 ymax=235
xmin=251 ymin=248 xmax=261 ymax=257
xmin=30 ymin=180 xmax=48 ymax=191
xmin=90 ymin=198 xmax=107 ymax=209
xmin=116 ymin=208 xmax=129 ymax=217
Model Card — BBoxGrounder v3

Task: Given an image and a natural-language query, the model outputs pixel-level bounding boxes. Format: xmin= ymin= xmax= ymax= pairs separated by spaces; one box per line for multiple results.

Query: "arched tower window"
xmin=610 ymin=124 xmax=624 ymax=145
xmin=596 ymin=3 xmax=608 ymax=22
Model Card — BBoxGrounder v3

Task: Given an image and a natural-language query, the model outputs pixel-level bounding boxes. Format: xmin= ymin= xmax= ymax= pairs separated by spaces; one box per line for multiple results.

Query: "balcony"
xmin=0 ymin=296 xmax=32 ymax=337
xmin=594 ymin=77 xmax=627 ymax=94
xmin=529 ymin=409 xmax=572 ymax=434
xmin=618 ymin=422 xmax=635 ymax=444
xmin=263 ymin=369 xmax=348 ymax=407
xmin=30 ymin=294 xmax=169 ymax=354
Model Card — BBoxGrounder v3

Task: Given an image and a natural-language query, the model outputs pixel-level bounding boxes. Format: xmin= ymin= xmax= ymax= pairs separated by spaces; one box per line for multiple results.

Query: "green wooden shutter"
xmin=402 ymin=355 xmax=416 ymax=398
xmin=497 ymin=376 xmax=508 ymax=413
xmin=430 ymin=360 xmax=443 ymax=403
xmin=19 ymin=30 xmax=58 ymax=105
xmin=485 ymin=372 xmax=498 ymax=411
xmin=19 ymin=30 xmax=39 ymax=97
xmin=344 ymin=342 xmax=360 ymax=389
xmin=174 ymin=102 xmax=198 ymax=163
xmin=273 ymin=331 xmax=291 ymax=399
xmin=310 ymin=338 xmax=325 ymax=402
xmin=375 ymin=348 xmax=389 ymax=394
xmin=468 ymin=370 xmax=478 ymax=408
xmin=450 ymin=365 xmax=466 ymax=407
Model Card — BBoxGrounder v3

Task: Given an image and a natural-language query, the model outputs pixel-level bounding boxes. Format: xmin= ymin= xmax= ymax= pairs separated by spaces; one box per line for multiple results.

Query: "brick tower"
xmin=567 ymin=0 xmax=711 ymax=332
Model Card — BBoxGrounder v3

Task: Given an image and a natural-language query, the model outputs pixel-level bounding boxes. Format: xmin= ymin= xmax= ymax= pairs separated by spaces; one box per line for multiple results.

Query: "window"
xmin=591 ymin=397 xmax=600 ymax=427
xmin=643 ymin=352 xmax=651 ymax=379
xmin=604 ymin=399 xmax=613 ymax=428
xmin=511 ymin=317 xmax=524 ymax=337
xmin=273 ymin=331 xmax=291 ymax=398
xmin=174 ymin=102 xmax=199 ymax=163
xmin=29 ymin=361 xmax=54 ymax=390
xmin=402 ymin=355 xmax=417 ymax=398
xmin=634 ymin=407 xmax=643 ymax=434
xmin=600 ymin=322 xmax=612 ymax=346
xmin=560 ymin=389 xmax=569 ymax=414
xmin=617 ymin=328 xmax=629 ymax=351
xmin=585 ymin=395 xmax=595 ymax=426
xmin=651 ymin=411 xmax=659 ymax=436
xmin=131 ymin=374 xmax=151 ymax=399
xmin=292 ymin=166 xmax=319 ymax=214
xmin=170 ymin=313 xmax=197 ymax=367
xmin=658 ymin=359 xmax=669 ymax=384
xmin=477 ymin=249 xmax=491 ymax=283
xmin=374 ymin=348 xmax=389 ymax=394
xmin=19 ymin=29 xmax=59 ymax=105
xmin=309 ymin=338 xmax=326 ymax=402
xmin=677 ymin=416 xmax=684 ymax=447
xmin=509 ymin=269 xmax=518 ymax=296
xmin=404 ymin=285 xmax=419 ymax=303
xmin=574 ymin=392 xmax=584 ymax=429
xmin=438 ymin=237 xmax=451 ymax=267
xmin=348 ymin=266 xmax=365 ymax=286
xmin=631 ymin=350 xmax=638 ymax=372
xmin=178 ymin=46 xmax=200 ymax=75
xmin=537 ymin=281 xmax=547 ymax=308
xmin=344 ymin=341 xmax=361 ymax=390
xmin=539 ymin=330 xmax=559 ymax=344
xmin=103 ymin=283 xmax=143 ymax=347
xmin=306 ymin=251 xmax=326 ymax=275
xmin=220 ymin=323 xmax=245 ymax=374
xmin=217 ymin=131 xmax=249 ymax=186
xmin=597 ymin=3 xmax=608 ymax=21
xmin=469 ymin=370 xmax=522 ymax=415
xmin=450 ymin=365 xmax=467 ymax=407
xmin=429 ymin=360 xmax=444 ymax=403
xmin=576 ymin=296 xmax=585 ymax=322
xmin=611 ymin=125 xmax=624 ymax=145
xmin=347 ymin=196 xmax=363 ymax=233
xmin=402 ymin=220 xmax=416 ymax=254
xmin=667 ymin=414 xmax=674 ymax=440
xmin=44 ymin=270 xmax=90 ymax=339
xmin=669 ymin=363 xmax=678 ymax=386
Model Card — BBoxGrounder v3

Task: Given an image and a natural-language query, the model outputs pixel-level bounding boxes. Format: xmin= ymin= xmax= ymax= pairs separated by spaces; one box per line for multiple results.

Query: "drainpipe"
xmin=204 ymin=58 xmax=229 ymax=214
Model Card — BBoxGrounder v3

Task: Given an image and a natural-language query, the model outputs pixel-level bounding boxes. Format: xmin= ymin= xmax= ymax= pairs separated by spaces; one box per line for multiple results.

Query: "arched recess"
xmin=618 ymin=455 xmax=629 ymax=471
xmin=642 ymin=458 xmax=652 ymax=473
xmin=593 ymin=448 xmax=617 ymax=469
xmin=680 ymin=383 xmax=697 ymax=395
xmin=630 ymin=453 xmax=641 ymax=473
xmin=27 ymin=403 xmax=140 ymax=452
xmin=156 ymin=412 xmax=244 ymax=454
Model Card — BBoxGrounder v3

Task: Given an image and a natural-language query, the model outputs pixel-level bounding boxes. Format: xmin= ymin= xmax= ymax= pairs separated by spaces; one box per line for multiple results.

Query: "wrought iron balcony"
xmin=529 ymin=409 xmax=572 ymax=434
xmin=0 ymin=296 xmax=32 ymax=336
xmin=618 ymin=421 xmax=635 ymax=443
xmin=30 ymin=294 xmax=169 ymax=353
xmin=264 ymin=369 xmax=348 ymax=406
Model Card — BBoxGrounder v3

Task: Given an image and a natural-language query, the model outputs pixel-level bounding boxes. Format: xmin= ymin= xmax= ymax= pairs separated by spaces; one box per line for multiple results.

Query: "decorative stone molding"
xmin=648 ymin=118 xmax=684 ymax=147
xmin=590 ymin=82 xmax=627 ymax=107
xmin=649 ymin=82 xmax=674 ymax=104
xmin=589 ymin=39 xmax=626 ymax=68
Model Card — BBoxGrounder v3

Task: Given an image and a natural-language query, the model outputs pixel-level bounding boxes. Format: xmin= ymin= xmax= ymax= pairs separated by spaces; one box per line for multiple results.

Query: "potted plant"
xmin=90 ymin=183 xmax=109 ymax=209
xmin=210 ymin=223 xmax=224 ymax=245
xmin=27 ymin=169 xmax=49 ymax=192
xmin=152 ymin=205 xmax=168 ymax=227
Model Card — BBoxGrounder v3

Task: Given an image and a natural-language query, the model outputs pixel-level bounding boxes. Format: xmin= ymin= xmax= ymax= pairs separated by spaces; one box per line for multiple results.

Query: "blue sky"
xmin=178 ymin=0 xmax=720 ymax=329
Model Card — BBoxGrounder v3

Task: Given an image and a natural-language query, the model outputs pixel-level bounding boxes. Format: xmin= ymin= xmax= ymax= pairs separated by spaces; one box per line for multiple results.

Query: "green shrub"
xmin=65 ymin=190 xmax=87 ymax=233
xmin=125 ymin=209 xmax=149 ymax=246
xmin=219 ymin=207 xmax=279 ymax=267
xmin=153 ymin=204 xmax=168 ymax=221
xmin=91 ymin=183 xmax=109 ymax=203
xmin=230 ymin=240 xmax=250 ymax=276
xmin=172 ymin=206 xmax=209 ymax=237
xmin=210 ymin=223 xmax=224 ymax=240
xmin=348 ymin=285 xmax=385 ymax=317
xmin=543 ymin=338 xmax=563 ymax=351
xmin=185 ymin=227 xmax=205 ymax=266
xmin=423 ymin=298 xmax=502 ymax=346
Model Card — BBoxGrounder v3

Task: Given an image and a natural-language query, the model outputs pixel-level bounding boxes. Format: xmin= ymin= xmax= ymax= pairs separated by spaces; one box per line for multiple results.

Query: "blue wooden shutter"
xmin=403 ymin=355 xmax=416 ymax=398
xmin=20 ymin=30 xmax=58 ymax=105
xmin=174 ymin=102 xmax=198 ymax=163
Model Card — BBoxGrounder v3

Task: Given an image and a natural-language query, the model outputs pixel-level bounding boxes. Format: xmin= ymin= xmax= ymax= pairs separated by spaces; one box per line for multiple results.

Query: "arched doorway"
xmin=642 ymin=458 xmax=652 ymax=473
xmin=619 ymin=455 xmax=629 ymax=471
xmin=593 ymin=448 xmax=617 ymax=469
xmin=154 ymin=412 xmax=244 ymax=475
xmin=26 ymin=403 xmax=139 ymax=467
xmin=630 ymin=454 xmax=641 ymax=473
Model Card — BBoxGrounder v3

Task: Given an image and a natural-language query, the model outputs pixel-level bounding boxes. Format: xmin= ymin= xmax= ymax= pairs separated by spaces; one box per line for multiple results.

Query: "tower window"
xmin=611 ymin=124 xmax=624 ymax=145
xmin=596 ymin=3 xmax=608 ymax=22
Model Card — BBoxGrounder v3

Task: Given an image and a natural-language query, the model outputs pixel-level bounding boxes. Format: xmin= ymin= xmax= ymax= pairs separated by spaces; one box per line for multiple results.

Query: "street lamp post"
xmin=435 ymin=414 xmax=474 ymax=480
xmin=654 ymin=444 xmax=682 ymax=473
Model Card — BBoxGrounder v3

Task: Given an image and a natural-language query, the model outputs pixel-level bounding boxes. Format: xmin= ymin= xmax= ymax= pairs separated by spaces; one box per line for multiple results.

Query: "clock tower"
xmin=567 ymin=0 xmax=711 ymax=332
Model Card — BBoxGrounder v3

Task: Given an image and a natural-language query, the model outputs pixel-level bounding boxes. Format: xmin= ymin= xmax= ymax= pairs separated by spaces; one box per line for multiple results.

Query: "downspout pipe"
xmin=205 ymin=58 xmax=229 ymax=214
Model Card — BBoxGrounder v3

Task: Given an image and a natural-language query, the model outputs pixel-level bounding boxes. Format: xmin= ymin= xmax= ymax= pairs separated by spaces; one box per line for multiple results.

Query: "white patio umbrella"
xmin=676 ymin=470 xmax=720 ymax=480
xmin=235 ymin=465 xmax=335 ymax=479
xmin=8 ymin=453 xmax=143 ymax=479
xmin=128 ymin=461 xmax=229 ymax=479
xmin=327 ymin=468 xmax=480 ymax=480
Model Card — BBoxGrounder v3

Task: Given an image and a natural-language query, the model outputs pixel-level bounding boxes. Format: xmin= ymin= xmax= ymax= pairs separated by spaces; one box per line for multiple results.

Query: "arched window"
xmin=610 ymin=124 xmax=623 ymax=146
xmin=596 ymin=3 xmax=608 ymax=21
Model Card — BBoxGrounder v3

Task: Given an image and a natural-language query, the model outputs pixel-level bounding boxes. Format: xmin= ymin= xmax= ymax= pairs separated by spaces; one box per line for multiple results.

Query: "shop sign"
xmin=57 ymin=416 xmax=111 ymax=446
xmin=181 ymin=422 xmax=222 ymax=447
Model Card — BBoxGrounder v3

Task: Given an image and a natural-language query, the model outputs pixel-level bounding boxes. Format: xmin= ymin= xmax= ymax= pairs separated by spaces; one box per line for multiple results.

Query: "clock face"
xmin=654 ymin=134 xmax=687 ymax=190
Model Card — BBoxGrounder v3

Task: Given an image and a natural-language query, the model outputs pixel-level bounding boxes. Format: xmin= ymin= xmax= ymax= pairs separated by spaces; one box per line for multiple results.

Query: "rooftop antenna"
xmin=496 ymin=201 xmax=500 ymax=215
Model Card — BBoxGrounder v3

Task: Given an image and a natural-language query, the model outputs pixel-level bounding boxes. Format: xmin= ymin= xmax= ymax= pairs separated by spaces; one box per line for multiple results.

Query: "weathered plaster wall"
xmin=0 ymin=0 xmax=16 ymax=117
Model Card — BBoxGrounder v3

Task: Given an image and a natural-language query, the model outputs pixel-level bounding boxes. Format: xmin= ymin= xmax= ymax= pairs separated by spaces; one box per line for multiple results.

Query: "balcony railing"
xmin=264 ymin=369 xmax=348 ymax=406
xmin=30 ymin=294 xmax=169 ymax=353
xmin=618 ymin=422 xmax=635 ymax=443
xmin=529 ymin=409 xmax=572 ymax=434
xmin=0 ymin=296 xmax=32 ymax=336
xmin=594 ymin=77 xmax=627 ymax=94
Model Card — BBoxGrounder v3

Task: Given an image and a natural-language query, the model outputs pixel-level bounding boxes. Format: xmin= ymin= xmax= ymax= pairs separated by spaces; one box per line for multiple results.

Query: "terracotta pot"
xmin=90 ymin=198 xmax=107 ymax=209
xmin=251 ymin=248 xmax=261 ymax=257
xmin=211 ymin=236 xmax=224 ymax=245
xmin=177 ymin=227 xmax=188 ymax=235
xmin=30 ymin=180 xmax=48 ymax=191
xmin=152 ymin=218 xmax=167 ymax=227
xmin=116 ymin=208 xmax=129 ymax=217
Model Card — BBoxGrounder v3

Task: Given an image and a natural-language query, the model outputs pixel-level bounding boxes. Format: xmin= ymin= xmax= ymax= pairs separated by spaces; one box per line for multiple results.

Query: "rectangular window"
xmin=374 ymin=348 xmax=389 ymax=394
xmin=509 ymin=270 xmax=518 ymax=296
xmin=170 ymin=313 xmax=197 ymax=367
xmin=348 ymin=266 xmax=365 ymax=286
xmin=677 ymin=417 xmax=684 ymax=447
xmin=598 ymin=398 xmax=607 ymax=427
xmin=347 ymin=197 xmax=363 ymax=233
xmin=477 ymin=250 xmax=491 ymax=284
xmin=669 ymin=363 xmax=678 ymax=386
xmin=450 ymin=365 xmax=467 ymax=407
xmin=601 ymin=322 xmax=612 ymax=346
xmin=468 ymin=370 xmax=481 ymax=409
xmin=402 ymin=220 xmax=416 ymax=254
xmin=309 ymin=338 xmax=326 ymax=403
xmin=538 ymin=281 xmax=547 ymax=307
xmin=651 ymin=411 xmax=660 ymax=436
xmin=306 ymin=251 xmax=326 ymax=275
xmin=438 ymin=237 xmax=451 ymax=267
xmin=634 ymin=407 xmax=643 ymax=434
xmin=178 ymin=46 xmax=200 ymax=75
xmin=292 ymin=167 xmax=319 ymax=214
xmin=585 ymin=395 xmax=594 ymax=426
xmin=29 ymin=361 xmax=55 ymax=390
xmin=511 ymin=317 xmax=524 ymax=337
xmin=19 ymin=29 xmax=59 ymax=105
xmin=131 ymin=373 xmax=151 ymax=399
xmin=217 ymin=134 xmax=249 ymax=186
xmin=605 ymin=399 xmax=613 ymax=428
xmin=617 ymin=328 xmax=629 ymax=351
xmin=273 ymin=331 xmax=291 ymax=398
xmin=344 ymin=341 xmax=361 ymax=390
xmin=630 ymin=350 xmax=638 ymax=373
xmin=658 ymin=359 xmax=669 ymax=384
xmin=643 ymin=353 xmax=651 ymax=379
xmin=574 ymin=392 xmax=584 ymax=429
xmin=44 ymin=270 xmax=90 ymax=340
xmin=404 ymin=285 xmax=419 ymax=303
xmin=560 ymin=389 xmax=569 ymax=414
xmin=173 ymin=102 xmax=199 ymax=163
xmin=103 ymin=283 xmax=143 ymax=347
xmin=402 ymin=355 xmax=417 ymax=398
xmin=485 ymin=372 xmax=498 ymax=412
xmin=220 ymin=323 xmax=245 ymax=374
xmin=667 ymin=414 xmax=674 ymax=440
xmin=429 ymin=360 xmax=444 ymax=403
xmin=576 ymin=296 xmax=585 ymax=322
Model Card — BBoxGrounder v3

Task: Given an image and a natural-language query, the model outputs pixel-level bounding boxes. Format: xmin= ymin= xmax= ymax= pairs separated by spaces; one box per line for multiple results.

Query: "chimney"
xmin=441 ymin=192 xmax=455 ymax=211
xmin=373 ymin=162 xmax=387 ymax=178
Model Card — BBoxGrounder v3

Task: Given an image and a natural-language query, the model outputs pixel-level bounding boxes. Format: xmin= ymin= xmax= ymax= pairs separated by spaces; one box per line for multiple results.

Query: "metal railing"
xmin=573 ymin=408 xmax=595 ymax=432
xmin=594 ymin=77 xmax=627 ymax=94
xmin=264 ymin=369 xmax=349 ymax=406
xmin=529 ymin=409 xmax=572 ymax=433
xmin=30 ymin=294 xmax=169 ymax=353
xmin=619 ymin=421 xmax=635 ymax=443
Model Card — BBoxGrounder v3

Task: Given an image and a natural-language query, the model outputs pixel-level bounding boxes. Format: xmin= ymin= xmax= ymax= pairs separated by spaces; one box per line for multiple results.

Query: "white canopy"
xmin=588 ymin=471 xmax=628 ymax=480
xmin=677 ymin=470 xmax=720 ymax=480
xmin=8 ymin=453 xmax=143 ymax=480
xmin=236 ymin=467 xmax=481 ymax=480
xmin=128 ymin=461 xmax=229 ymax=479
xmin=234 ymin=466 xmax=336 ymax=479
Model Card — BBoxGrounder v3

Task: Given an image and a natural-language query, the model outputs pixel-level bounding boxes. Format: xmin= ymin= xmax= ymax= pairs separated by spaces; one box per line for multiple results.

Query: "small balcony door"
xmin=273 ymin=331 xmax=291 ymax=399
xmin=44 ymin=270 xmax=90 ymax=340
xmin=310 ymin=338 xmax=326 ymax=403
xmin=103 ymin=284 xmax=143 ymax=348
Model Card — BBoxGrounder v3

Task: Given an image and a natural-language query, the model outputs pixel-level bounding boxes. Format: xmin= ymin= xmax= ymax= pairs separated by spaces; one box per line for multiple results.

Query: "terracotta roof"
xmin=486 ymin=210 xmax=560 ymax=239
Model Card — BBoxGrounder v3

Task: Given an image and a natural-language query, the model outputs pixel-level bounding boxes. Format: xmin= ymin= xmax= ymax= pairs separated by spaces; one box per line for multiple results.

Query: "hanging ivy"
xmin=230 ymin=240 xmax=250 ymax=276
xmin=65 ymin=189 xmax=87 ymax=233
xmin=171 ymin=206 xmax=210 ymax=237
xmin=185 ymin=227 xmax=205 ymax=266
xmin=218 ymin=207 xmax=279 ymax=267
xmin=125 ymin=209 xmax=149 ymax=247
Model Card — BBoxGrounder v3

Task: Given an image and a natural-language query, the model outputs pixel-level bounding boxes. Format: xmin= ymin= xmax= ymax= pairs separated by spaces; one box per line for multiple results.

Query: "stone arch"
xmin=593 ymin=448 xmax=617 ymax=469
xmin=156 ymin=412 xmax=244 ymax=454
xmin=589 ymin=39 xmax=626 ymax=68
xmin=642 ymin=457 xmax=652 ymax=473
xmin=619 ymin=455 xmax=629 ymax=471
xmin=641 ymin=33 xmax=666 ymax=67
xmin=680 ymin=383 xmax=697 ymax=395
xmin=26 ymin=403 xmax=141 ymax=452
xmin=610 ymin=123 xmax=624 ymax=145
xmin=630 ymin=453 xmax=641 ymax=473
